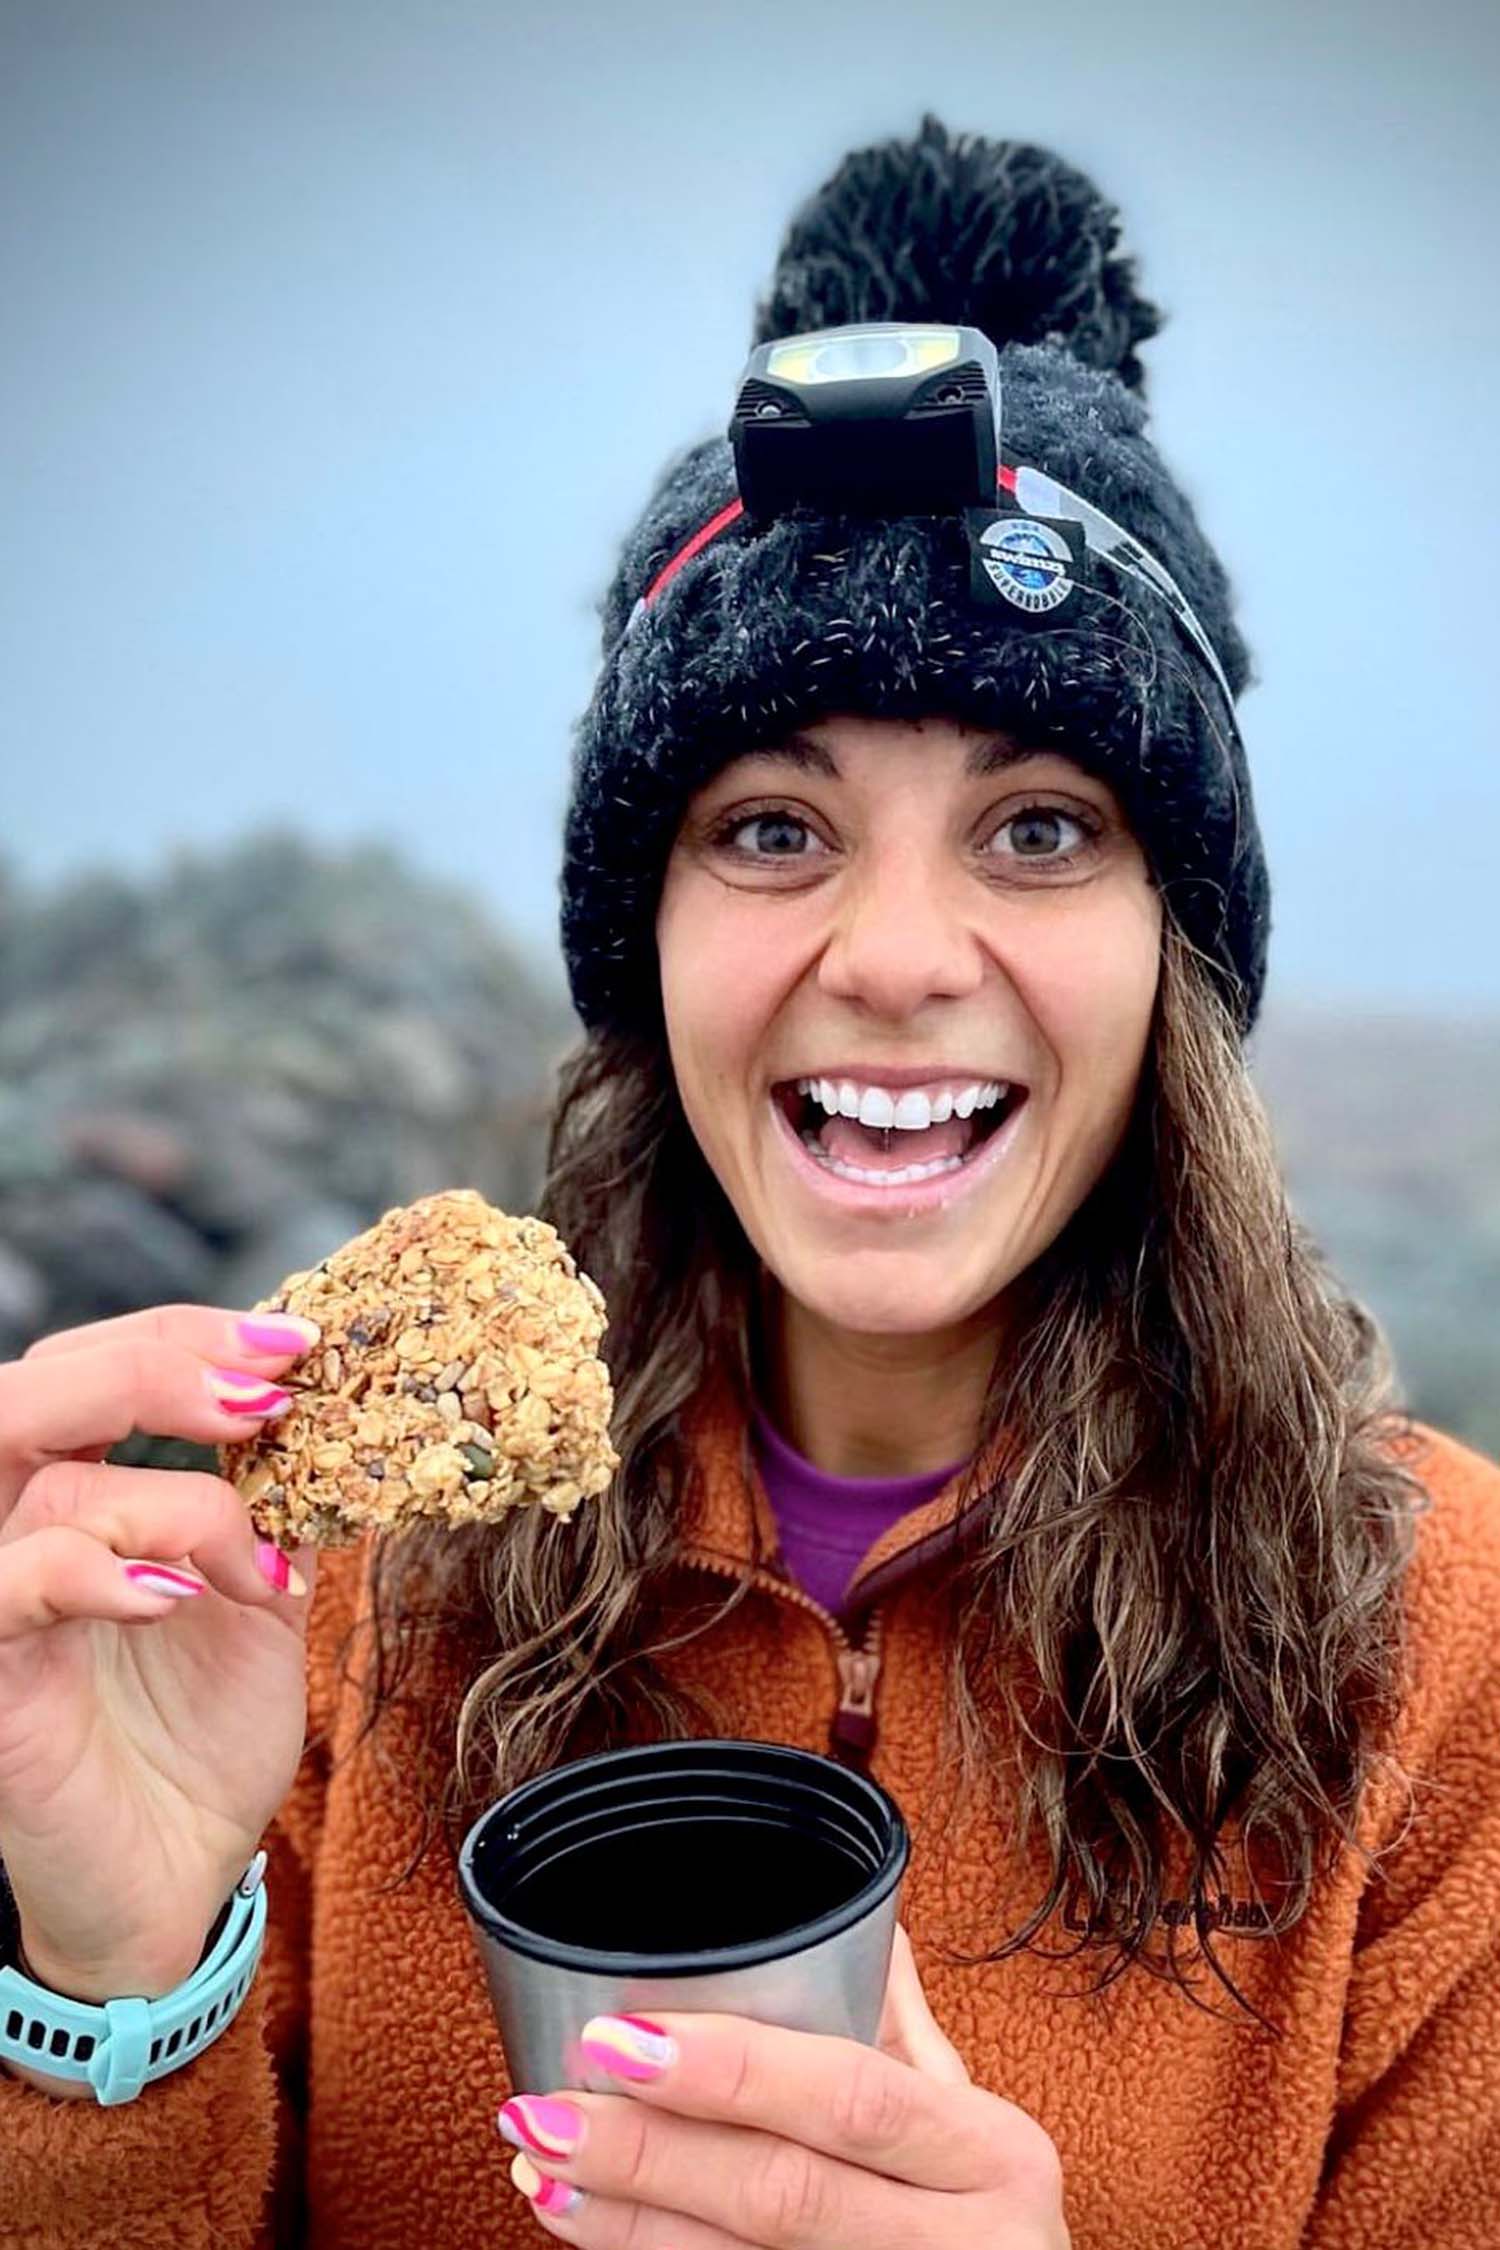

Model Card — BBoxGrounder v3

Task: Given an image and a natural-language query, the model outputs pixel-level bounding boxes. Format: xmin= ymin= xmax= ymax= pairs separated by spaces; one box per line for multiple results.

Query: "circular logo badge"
xmin=977 ymin=518 xmax=1075 ymax=613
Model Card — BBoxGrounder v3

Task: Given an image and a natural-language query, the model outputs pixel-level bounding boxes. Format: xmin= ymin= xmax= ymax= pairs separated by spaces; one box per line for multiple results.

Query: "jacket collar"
xmin=677 ymin=1366 xmax=1008 ymax=1613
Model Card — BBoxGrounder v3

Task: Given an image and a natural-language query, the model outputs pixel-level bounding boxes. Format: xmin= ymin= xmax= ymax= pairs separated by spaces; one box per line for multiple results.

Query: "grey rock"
xmin=6 ymin=1180 xmax=217 ymax=1329
xmin=0 ymin=1241 xmax=47 ymax=1359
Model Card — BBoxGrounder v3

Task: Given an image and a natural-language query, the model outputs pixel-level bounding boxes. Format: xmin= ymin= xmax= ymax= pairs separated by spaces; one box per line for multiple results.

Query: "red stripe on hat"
xmin=642 ymin=465 xmax=1013 ymax=613
xmin=642 ymin=498 xmax=746 ymax=608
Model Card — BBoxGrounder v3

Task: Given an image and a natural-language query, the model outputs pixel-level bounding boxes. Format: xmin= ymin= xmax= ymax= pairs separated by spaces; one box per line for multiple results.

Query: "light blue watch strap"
xmin=0 ymin=1849 xmax=268 ymax=2106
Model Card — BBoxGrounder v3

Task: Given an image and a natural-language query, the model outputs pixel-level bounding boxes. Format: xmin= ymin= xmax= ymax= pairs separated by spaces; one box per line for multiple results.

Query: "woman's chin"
xmin=773 ymin=1255 xmax=1006 ymax=1341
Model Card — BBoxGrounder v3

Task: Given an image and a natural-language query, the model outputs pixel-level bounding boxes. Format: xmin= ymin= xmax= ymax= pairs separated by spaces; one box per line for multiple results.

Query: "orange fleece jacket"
xmin=3 ymin=1396 xmax=1499 ymax=2249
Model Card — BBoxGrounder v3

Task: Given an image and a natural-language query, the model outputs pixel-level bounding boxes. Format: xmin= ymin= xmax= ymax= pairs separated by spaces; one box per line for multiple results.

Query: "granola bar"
xmin=220 ymin=1188 xmax=618 ymax=1548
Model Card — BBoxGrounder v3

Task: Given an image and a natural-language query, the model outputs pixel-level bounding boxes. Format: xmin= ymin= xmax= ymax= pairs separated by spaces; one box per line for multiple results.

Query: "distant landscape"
xmin=1 ymin=839 xmax=1495 ymax=1465
xmin=1251 ymin=1007 xmax=1500 ymax=1461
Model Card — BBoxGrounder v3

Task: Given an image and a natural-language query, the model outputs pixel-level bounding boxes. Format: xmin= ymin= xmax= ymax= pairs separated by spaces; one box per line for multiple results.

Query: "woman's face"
xmin=656 ymin=714 xmax=1162 ymax=1340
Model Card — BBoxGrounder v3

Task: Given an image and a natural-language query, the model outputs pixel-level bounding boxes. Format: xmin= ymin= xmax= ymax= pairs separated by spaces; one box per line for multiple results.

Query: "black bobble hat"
xmin=561 ymin=117 xmax=1270 ymax=1033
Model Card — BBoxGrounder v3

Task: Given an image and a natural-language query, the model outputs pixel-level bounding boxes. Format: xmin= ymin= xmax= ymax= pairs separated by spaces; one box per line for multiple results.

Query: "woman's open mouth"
xmin=769 ymin=1075 xmax=1027 ymax=1193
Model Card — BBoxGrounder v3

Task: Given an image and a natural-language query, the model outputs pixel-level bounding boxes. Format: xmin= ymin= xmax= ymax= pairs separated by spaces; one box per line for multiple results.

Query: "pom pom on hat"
xmin=753 ymin=114 xmax=1162 ymax=394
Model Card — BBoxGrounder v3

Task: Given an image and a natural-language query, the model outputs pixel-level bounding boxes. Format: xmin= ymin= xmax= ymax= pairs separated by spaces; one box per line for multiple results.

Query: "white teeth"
xmin=793 ymin=1076 xmax=1013 ymax=1125
xmin=857 ymin=1086 xmax=896 ymax=1130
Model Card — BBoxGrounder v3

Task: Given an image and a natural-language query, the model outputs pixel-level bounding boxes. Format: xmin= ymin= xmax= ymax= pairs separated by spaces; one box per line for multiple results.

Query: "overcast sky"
xmin=4 ymin=0 xmax=1498 ymax=1015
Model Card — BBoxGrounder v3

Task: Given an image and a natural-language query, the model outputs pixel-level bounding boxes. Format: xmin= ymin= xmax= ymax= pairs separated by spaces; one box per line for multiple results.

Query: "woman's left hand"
xmin=496 ymin=1928 xmax=1071 ymax=2247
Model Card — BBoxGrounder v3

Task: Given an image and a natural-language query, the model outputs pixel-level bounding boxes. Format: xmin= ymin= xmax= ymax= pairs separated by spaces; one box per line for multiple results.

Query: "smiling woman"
xmin=340 ymin=122 xmax=1499 ymax=2250
xmin=5 ymin=115 xmax=1499 ymax=2250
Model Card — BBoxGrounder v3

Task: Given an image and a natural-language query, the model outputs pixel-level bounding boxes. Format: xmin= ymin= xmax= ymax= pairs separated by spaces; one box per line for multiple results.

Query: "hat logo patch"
xmin=976 ymin=517 xmax=1075 ymax=613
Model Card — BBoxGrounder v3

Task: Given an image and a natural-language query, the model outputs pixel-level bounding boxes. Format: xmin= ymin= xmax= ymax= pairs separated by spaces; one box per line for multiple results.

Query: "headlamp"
xmin=731 ymin=323 xmax=999 ymax=521
xmin=632 ymin=321 xmax=1239 ymax=722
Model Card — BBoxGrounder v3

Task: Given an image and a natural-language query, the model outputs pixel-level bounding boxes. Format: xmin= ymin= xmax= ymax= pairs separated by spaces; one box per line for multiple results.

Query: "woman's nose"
xmin=815 ymin=842 xmax=986 ymax=1017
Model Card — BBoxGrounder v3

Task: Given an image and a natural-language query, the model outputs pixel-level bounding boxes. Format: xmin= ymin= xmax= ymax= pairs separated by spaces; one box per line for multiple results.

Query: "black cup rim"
xmin=457 ymin=1738 xmax=909 ymax=1977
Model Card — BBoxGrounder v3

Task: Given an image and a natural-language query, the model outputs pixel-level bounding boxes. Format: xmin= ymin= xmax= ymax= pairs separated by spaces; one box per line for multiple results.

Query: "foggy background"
xmin=3 ymin=0 xmax=1498 ymax=1452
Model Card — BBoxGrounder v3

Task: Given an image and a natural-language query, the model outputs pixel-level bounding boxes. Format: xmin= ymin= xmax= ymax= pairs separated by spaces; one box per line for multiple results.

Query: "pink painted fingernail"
xmin=206 ymin=1369 xmax=293 ymax=1417
xmin=578 ymin=2013 xmax=677 ymax=2082
xmin=497 ymin=2095 xmax=583 ymax=2161
xmin=509 ymin=2151 xmax=584 ymax=2217
xmin=121 ymin=1561 xmax=205 ymax=1600
xmin=235 ymin=1314 xmax=321 ymax=1356
xmin=254 ymin=1539 xmax=308 ymax=1597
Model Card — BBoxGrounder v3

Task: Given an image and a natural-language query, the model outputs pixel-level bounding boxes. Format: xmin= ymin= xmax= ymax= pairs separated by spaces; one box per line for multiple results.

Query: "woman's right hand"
xmin=0 ymin=1304 xmax=323 ymax=2017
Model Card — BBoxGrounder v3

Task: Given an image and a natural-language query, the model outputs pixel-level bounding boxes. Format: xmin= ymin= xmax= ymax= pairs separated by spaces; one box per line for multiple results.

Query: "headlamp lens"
xmin=764 ymin=326 xmax=962 ymax=386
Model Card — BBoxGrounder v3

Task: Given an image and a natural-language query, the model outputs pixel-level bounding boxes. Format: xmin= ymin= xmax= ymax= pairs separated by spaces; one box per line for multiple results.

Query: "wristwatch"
xmin=0 ymin=1851 xmax=268 ymax=2105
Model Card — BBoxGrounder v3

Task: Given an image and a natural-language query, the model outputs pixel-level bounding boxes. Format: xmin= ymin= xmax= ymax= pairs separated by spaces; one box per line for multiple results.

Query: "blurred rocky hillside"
xmin=0 ymin=839 xmax=1495 ymax=1464
xmin=0 ymin=835 xmax=573 ymax=1358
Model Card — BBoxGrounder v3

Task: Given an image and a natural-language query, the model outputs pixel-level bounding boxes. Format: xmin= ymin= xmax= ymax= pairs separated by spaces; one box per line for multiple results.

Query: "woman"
xmin=1 ymin=121 xmax=1496 ymax=2250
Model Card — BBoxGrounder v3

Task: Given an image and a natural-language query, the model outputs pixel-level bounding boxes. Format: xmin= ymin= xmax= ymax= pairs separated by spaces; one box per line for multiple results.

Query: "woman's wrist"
xmin=0 ymin=1940 xmax=185 ymax=2098
xmin=0 ymin=1902 xmax=232 ymax=2101
xmin=13 ymin=1915 xmax=223 ymax=2006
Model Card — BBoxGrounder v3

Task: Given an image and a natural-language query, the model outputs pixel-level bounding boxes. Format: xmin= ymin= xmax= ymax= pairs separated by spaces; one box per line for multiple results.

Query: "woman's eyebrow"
xmin=749 ymin=733 xmax=840 ymax=777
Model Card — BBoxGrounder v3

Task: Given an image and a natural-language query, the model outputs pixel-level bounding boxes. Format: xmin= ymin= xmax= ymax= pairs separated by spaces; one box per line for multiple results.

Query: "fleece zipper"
xmin=680 ymin=1548 xmax=888 ymax=1769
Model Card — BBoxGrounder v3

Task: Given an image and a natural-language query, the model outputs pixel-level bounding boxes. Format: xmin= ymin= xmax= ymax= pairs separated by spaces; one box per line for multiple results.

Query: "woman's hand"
xmin=0 ymin=1304 xmax=320 ymax=2018
xmin=497 ymin=1928 xmax=1071 ymax=2247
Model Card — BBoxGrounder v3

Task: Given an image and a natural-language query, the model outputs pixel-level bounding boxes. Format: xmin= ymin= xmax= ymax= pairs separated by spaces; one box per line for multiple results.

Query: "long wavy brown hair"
xmin=352 ymin=914 xmax=1424 ymax=2018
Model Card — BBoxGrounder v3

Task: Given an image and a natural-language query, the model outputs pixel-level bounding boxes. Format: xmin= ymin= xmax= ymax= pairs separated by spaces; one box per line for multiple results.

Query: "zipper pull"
xmin=831 ymin=1644 xmax=882 ymax=1766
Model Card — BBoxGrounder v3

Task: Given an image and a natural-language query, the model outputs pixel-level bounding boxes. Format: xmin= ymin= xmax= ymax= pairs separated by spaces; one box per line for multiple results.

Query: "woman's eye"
xmin=720 ymin=811 xmax=823 ymax=857
xmin=986 ymin=806 xmax=1091 ymax=861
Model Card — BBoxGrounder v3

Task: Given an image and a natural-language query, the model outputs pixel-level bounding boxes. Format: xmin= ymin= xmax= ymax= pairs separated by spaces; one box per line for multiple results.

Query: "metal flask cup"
xmin=458 ymin=1738 xmax=909 ymax=2093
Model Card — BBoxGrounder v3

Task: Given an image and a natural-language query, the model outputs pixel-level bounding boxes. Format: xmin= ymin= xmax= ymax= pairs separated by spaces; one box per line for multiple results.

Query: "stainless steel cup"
xmin=458 ymin=1738 xmax=909 ymax=2093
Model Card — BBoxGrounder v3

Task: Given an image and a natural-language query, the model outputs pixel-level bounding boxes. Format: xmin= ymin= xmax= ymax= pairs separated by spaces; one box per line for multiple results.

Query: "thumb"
xmin=876 ymin=1924 xmax=970 ymax=2085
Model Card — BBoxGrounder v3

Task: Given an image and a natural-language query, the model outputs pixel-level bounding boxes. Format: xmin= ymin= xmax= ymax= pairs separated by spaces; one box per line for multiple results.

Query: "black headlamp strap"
xmin=625 ymin=460 xmax=1236 ymax=719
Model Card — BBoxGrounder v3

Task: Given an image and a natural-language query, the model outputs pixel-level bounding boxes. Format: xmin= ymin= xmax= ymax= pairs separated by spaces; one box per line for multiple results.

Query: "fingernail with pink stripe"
xmin=497 ymin=2095 xmax=583 ymax=2161
xmin=235 ymin=1314 xmax=322 ymax=1356
xmin=254 ymin=1540 xmax=308 ymax=1597
xmin=578 ymin=2013 xmax=677 ymax=2082
xmin=206 ymin=1369 xmax=293 ymax=1417
xmin=509 ymin=2151 xmax=584 ymax=2217
xmin=121 ymin=1561 xmax=205 ymax=1600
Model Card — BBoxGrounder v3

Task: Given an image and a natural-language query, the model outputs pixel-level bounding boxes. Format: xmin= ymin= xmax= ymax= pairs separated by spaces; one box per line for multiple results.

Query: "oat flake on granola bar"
xmin=221 ymin=1188 xmax=618 ymax=1549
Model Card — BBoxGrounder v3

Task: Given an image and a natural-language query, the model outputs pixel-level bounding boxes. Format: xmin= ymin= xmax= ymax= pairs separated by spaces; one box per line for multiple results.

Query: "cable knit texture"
xmin=2 ymin=1399 xmax=1497 ymax=2246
